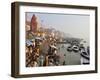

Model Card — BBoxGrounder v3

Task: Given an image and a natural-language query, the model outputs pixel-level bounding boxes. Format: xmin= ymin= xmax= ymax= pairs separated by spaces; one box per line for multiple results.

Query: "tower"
xmin=30 ymin=14 xmax=37 ymax=32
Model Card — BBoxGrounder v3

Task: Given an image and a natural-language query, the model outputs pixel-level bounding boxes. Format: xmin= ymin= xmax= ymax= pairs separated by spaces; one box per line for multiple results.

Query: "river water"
xmin=57 ymin=44 xmax=81 ymax=65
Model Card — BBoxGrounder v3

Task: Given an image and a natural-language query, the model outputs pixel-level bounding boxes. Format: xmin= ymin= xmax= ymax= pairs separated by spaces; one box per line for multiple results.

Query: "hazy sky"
xmin=26 ymin=12 xmax=90 ymax=42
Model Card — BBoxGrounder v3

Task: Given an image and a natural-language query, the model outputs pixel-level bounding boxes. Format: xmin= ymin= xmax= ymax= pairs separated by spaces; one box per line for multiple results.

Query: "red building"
xmin=30 ymin=14 xmax=38 ymax=32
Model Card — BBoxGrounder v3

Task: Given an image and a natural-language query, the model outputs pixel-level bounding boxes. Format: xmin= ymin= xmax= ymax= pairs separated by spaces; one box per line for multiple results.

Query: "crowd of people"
xmin=25 ymin=32 xmax=61 ymax=67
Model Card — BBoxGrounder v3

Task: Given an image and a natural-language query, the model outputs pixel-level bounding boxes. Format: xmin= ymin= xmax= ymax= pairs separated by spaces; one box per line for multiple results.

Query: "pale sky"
xmin=26 ymin=12 xmax=90 ymax=43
